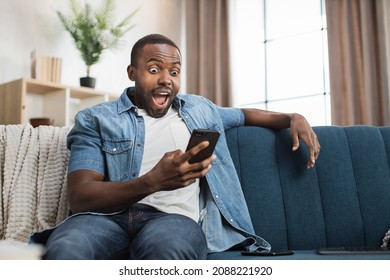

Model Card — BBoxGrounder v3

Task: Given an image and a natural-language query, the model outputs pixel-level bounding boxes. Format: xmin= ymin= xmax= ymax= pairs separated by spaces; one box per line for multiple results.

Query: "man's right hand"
xmin=142 ymin=141 xmax=216 ymax=193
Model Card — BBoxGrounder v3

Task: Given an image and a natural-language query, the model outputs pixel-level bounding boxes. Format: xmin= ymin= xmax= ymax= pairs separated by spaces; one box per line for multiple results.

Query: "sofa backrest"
xmin=225 ymin=125 xmax=390 ymax=251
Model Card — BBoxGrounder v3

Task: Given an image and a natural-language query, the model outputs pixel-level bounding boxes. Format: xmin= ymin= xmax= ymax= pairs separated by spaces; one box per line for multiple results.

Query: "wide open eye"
xmin=149 ymin=67 xmax=159 ymax=74
xmin=170 ymin=69 xmax=180 ymax=76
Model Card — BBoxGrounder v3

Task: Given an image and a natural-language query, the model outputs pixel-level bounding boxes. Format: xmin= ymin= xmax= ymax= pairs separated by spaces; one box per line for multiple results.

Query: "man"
xmin=31 ymin=34 xmax=320 ymax=259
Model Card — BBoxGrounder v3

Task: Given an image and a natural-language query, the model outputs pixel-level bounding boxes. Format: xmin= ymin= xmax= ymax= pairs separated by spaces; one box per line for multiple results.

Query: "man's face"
xmin=127 ymin=43 xmax=181 ymax=118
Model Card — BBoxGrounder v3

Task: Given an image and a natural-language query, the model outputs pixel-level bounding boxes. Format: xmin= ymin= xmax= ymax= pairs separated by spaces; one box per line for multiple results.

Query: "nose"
xmin=158 ymin=70 xmax=172 ymax=86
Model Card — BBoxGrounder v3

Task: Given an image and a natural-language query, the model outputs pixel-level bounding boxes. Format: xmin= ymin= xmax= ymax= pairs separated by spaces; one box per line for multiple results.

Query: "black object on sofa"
xmin=208 ymin=125 xmax=390 ymax=260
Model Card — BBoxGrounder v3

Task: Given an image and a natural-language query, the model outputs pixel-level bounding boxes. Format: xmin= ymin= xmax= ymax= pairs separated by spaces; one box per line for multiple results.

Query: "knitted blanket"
xmin=383 ymin=228 xmax=390 ymax=248
xmin=0 ymin=124 xmax=70 ymax=242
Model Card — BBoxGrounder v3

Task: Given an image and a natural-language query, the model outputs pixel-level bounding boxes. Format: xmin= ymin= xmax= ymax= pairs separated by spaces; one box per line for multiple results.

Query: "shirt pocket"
xmin=102 ymin=139 xmax=133 ymax=181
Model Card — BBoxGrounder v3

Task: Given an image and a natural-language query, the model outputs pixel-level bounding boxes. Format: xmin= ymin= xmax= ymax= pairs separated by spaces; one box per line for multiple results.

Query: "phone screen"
xmin=186 ymin=129 xmax=220 ymax=164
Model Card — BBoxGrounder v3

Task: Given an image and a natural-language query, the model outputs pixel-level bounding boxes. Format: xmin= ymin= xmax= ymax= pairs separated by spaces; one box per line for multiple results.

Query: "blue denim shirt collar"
xmin=117 ymin=87 xmax=137 ymax=114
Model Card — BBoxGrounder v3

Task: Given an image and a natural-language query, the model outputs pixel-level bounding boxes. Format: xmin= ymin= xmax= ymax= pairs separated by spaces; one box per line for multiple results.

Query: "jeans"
xmin=43 ymin=203 xmax=207 ymax=260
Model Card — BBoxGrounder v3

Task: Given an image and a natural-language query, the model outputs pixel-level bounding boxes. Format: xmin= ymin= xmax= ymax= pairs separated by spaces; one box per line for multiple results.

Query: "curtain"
xmin=326 ymin=0 xmax=390 ymax=125
xmin=184 ymin=0 xmax=231 ymax=106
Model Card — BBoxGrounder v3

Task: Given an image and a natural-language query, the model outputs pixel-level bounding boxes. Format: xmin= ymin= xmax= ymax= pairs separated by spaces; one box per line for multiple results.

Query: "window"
xmin=229 ymin=0 xmax=330 ymax=126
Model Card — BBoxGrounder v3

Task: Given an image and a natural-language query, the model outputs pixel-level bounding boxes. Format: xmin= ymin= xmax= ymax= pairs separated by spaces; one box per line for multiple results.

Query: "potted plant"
xmin=57 ymin=0 xmax=138 ymax=88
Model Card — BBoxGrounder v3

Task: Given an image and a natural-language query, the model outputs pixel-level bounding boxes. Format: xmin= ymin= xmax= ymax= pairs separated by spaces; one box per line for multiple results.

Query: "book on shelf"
xmin=31 ymin=50 xmax=62 ymax=84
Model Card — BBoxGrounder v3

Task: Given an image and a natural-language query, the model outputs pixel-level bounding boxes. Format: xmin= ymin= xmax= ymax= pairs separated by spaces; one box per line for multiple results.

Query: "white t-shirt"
xmin=137 ymin=107 xmax=200 ymax=222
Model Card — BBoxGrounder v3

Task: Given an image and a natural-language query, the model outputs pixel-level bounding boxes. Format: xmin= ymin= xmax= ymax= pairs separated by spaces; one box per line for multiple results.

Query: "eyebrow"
xmin=146 ymin=57 xmax=181 ymax=66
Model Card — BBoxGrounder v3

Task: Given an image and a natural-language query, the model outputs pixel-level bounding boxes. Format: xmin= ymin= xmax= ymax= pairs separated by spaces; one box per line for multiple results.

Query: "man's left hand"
xmin=289 ymin=113 xmax=320 ymax=169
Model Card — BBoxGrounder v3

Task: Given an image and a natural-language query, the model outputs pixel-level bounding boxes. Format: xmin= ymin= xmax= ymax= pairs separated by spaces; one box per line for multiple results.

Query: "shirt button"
xmin=230 ymin=219 xmax=234 ymax=223
xmin=112 ymin=148 xmax=117 ymax=152
xmin=215 ymin=195 xmax=219 ymax=199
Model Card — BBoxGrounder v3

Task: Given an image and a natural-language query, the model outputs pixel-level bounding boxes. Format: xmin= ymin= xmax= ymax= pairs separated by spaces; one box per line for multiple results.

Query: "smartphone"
xmin=241 ymin=250 xmax=294 ymax=256
xmin=186 ymin=129 xmax=220 ymax=164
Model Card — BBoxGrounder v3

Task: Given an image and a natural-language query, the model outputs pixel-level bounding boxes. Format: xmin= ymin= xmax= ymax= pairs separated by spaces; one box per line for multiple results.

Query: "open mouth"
xmin=152 ymin=90 xmax=171 ymax=107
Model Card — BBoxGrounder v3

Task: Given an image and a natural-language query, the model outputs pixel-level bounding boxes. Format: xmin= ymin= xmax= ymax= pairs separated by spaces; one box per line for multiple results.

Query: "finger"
xmin=181 ymin=178 xmax=197 ymax=187
xmin=307 ymin=147 xmax=316 ymax=168
xmin=315 ymin=144 xmax=321 ymax=160
xmin=306 ymin=135 xmax=320 ymax=169
xmin=182 ymin=141 xmax=210 ymax=162
xmin=165 ymin=149 xmax=184 ymax=159
xmin=188 ymin=154 xmax=216 ymax=172
xmin=307 ymin=152 xmax=316 ymax=169
xmin=309 ymin=146 xmax=316 ymax=164
xmin=291 ymin=132 xmax=300 ymax=152
xmin=311 ymin=135 xmax=320 ymax=160
xmin=184 ymin=160 xmax=214 ymax=180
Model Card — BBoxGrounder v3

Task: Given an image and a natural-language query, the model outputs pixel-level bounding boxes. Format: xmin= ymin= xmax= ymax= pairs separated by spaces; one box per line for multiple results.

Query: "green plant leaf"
xmin=57 ymin=0 xmax=139 ymax=76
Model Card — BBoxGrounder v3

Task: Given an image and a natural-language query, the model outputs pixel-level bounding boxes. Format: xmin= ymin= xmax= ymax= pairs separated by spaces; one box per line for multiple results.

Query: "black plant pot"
xmin=80 ymin=77 xmax=96 ymax=88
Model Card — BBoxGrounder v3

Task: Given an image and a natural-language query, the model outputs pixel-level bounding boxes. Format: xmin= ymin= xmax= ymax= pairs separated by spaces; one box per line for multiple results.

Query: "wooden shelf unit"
xmin=0 ymin=78 xmax=118 ymax=127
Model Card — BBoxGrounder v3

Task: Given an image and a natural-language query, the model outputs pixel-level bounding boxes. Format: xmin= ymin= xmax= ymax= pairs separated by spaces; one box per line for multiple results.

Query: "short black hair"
xmin=130 ymin=34 xmax=181 ymax=67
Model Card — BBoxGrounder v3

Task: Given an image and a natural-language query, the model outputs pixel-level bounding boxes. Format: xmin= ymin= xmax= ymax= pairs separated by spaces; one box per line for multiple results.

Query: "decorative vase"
xmin=80 ymin=77 xmax=96 ymax=88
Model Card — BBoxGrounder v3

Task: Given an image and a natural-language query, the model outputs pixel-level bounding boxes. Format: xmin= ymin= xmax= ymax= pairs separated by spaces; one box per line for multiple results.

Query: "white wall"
xmin=0 ymin=0 xmax=183 ymax=95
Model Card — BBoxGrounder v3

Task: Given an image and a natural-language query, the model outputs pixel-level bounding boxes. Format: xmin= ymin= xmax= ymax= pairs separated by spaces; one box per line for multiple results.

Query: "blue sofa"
xmin=208 ymin=125 xmax=390 ymax=260
xmin=1 ymin=124 xmax=389 ymax=259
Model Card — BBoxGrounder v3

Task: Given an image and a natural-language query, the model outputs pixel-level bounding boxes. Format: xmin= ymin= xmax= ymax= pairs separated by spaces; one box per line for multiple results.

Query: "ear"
xmin=127 ymin=65 xmax=136 ymax=81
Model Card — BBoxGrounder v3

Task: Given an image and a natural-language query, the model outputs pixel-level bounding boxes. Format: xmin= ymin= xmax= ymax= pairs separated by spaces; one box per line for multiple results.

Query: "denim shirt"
xmin=67 ymin=87 xmax=271 ymax=253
